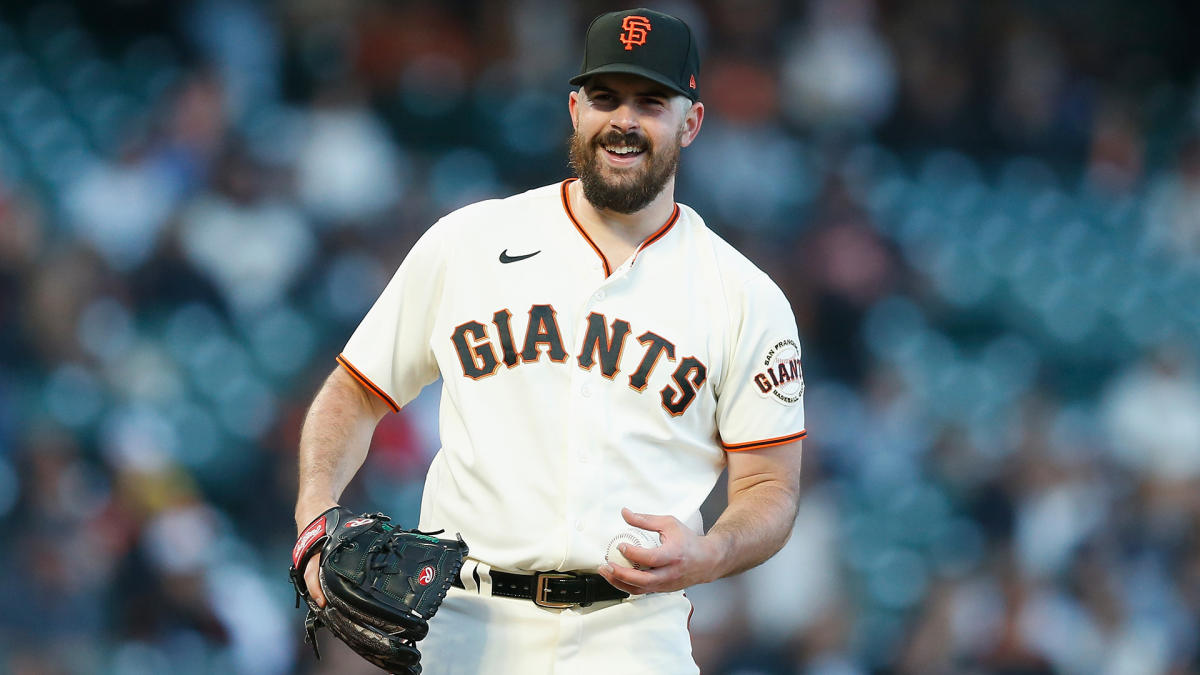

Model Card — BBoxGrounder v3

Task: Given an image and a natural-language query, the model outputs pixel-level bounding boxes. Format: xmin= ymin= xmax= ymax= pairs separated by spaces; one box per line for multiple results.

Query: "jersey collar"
xmin=559 ymin=178 xmax=681 ymax=278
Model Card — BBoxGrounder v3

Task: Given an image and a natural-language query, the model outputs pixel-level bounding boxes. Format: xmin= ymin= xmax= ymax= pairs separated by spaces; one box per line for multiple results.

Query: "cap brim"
xmin=569 ymin=64 xmax=695 ymax=100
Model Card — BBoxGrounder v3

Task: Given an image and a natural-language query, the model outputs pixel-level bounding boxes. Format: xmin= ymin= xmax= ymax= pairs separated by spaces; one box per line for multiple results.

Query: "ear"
xmin=679 ymin=101 xmax=704 ymax=148
xmin=568 ymin=90 xmax=581 ymax=131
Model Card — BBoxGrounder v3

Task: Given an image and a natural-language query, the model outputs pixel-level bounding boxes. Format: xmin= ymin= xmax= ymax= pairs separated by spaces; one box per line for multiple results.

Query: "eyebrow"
xmin=586 ymin=84 xmax=674 ymax=100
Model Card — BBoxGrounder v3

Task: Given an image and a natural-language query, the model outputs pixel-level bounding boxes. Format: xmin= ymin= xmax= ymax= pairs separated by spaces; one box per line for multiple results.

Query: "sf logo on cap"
xmin=619 ymin=16 xmax=651 ymax=50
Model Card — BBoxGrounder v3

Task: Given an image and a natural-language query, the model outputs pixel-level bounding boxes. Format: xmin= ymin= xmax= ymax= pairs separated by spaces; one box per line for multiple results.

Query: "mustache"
xmin=593 ymin=131 xmax=649 ymax=151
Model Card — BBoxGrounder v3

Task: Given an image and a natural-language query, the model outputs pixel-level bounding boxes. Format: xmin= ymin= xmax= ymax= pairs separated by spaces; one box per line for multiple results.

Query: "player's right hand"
xmin=304 ymin=554 xmax=325 ymax=607
xmin=296 ymin=500 xmax=338 ymax=608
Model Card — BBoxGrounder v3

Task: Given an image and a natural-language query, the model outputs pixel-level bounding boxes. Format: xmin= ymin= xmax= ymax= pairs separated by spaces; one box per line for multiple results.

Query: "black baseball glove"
xmin=290 ymin=506 xmax=469 ymax=674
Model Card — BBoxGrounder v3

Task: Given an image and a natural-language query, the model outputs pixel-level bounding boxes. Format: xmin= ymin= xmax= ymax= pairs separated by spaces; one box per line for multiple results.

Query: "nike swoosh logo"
xmin=499 ymin=249 xmax=541 ymax=264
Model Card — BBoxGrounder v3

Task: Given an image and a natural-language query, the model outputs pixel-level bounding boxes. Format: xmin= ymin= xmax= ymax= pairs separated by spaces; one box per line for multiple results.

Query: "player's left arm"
xmin=598 ymin=439 xmax=802 ymax=594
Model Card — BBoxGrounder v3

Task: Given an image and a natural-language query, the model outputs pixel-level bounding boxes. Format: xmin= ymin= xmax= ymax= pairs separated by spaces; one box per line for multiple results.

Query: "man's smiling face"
xmin=568 ymin=73 xmax=701 ymax=214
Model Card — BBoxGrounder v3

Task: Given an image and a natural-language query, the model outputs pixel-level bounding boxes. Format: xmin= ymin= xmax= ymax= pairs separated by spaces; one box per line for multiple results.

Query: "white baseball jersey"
xmin=339 ymin=179 xmax=806 ymax=573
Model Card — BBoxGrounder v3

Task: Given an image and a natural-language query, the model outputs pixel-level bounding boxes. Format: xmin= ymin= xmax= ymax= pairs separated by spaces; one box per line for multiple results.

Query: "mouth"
xmin=599 ymin=141 xmax=646 ymax=166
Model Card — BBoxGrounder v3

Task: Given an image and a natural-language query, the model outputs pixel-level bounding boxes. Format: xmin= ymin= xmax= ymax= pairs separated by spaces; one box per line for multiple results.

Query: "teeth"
xmin=605 ymin=145 xmax=642 ymax=155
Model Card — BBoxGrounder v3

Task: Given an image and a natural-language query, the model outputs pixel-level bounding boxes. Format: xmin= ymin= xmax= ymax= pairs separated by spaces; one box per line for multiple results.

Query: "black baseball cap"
xmin=570 ymin=8 xmax=701 ymax=102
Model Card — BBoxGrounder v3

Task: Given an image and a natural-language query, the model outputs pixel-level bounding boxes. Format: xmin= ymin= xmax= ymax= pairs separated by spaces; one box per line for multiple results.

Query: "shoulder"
xmin=676 ymin=203 xmax=784 ymax=299
xmin=432 ymin=182 xmax=565 ymax=236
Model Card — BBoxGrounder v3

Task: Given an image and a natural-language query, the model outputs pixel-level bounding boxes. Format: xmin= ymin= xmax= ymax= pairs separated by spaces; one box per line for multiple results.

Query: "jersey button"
xmin=580 ymin=384 xmax=592 ymax=398
xmin=574 ymin=520 xmax=584 ymax=531
xmin=594 ymin=290 xmax=606 ymax=301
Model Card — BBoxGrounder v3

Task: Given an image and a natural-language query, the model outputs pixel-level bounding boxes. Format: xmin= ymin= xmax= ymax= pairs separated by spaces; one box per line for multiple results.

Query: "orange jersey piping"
xmin=630 ymin=204 xmax=680 ymax=265
xmin=721 ymin=430 xmax=807 ymax=452
xmin=336 ymin=354 xmax=400 ymax=413
xmin=559 ymin=178 xmax=680 ymax=276
xmin=561 ymin=179 xmax=612 ymax=276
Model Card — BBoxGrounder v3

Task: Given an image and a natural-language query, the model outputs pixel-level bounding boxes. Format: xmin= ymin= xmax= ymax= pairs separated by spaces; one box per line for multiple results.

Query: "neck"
xmin=569 ymin=176 xmax=677 ymax=246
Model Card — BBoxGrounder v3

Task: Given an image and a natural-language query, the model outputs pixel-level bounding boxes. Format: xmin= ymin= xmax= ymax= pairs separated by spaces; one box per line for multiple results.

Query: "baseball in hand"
xmin=605 ymin=528 xmax=661 ymax=569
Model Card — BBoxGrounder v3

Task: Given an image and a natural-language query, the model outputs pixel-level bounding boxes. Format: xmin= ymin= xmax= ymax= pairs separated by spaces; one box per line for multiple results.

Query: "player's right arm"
xmin=294 ymin=213 xmax=453 ymax=604
xmin=294 ymin=365 xmax=392 ymax=606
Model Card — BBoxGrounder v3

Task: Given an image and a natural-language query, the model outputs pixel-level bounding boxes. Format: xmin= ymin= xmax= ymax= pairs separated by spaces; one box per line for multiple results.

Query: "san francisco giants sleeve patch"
xmin=753 ymin=339 xmax=804 ymax=405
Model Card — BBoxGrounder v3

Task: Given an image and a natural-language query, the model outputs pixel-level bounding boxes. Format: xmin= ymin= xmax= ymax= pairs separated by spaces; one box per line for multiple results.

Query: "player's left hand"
xmin=597 ymin=507 xmax=719 ymax=594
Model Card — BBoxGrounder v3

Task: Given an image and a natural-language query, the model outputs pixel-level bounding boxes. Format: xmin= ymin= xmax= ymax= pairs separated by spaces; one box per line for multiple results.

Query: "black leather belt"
xmin=452 ymin=568 xmax=629 ymax=608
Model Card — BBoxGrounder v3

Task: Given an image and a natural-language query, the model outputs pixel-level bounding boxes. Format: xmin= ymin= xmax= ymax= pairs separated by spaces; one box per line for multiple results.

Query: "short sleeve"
xmin=715 ymin=275 xmax=807 ymax=451
xmin=338 ymin=222 xmax=449 ymax=411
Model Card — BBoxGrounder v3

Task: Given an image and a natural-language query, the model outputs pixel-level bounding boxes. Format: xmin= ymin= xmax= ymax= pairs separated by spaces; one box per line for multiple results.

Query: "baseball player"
xmin=295 ymin=8 xmax=806 ymax=674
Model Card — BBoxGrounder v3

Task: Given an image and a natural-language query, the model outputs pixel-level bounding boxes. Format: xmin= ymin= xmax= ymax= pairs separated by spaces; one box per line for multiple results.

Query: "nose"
xmin=608 ymin=101 xmax=640 ymax=134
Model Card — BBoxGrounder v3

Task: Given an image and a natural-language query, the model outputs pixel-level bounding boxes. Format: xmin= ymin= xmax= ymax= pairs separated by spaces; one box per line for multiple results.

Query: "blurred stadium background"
xmin=1 ymin=0 xmax=1198 ymax=673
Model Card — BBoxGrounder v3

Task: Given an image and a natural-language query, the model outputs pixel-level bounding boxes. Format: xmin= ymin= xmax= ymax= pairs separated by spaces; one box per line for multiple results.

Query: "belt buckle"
xmin=534 ymin=572 xmax=576 ymax=609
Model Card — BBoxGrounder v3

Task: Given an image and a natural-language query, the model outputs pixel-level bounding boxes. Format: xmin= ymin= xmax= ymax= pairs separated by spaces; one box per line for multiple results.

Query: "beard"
xmin=568 ymin=127 xmax=682 ymax=214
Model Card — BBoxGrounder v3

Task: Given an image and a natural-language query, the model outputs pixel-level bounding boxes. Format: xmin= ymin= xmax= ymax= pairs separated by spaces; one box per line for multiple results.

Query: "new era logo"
xmin=619 ymin=16 xmax=651 ymax=50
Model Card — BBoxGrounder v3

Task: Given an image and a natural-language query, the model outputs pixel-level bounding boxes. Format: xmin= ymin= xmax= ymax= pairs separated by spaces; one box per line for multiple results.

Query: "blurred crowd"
xmin=0 ymin=0 xmax=1198 ymax=673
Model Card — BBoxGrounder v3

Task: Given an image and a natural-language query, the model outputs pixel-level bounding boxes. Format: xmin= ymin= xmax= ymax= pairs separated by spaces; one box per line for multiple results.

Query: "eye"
xmin=641 ymin=96 xmax=668 ymax=108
